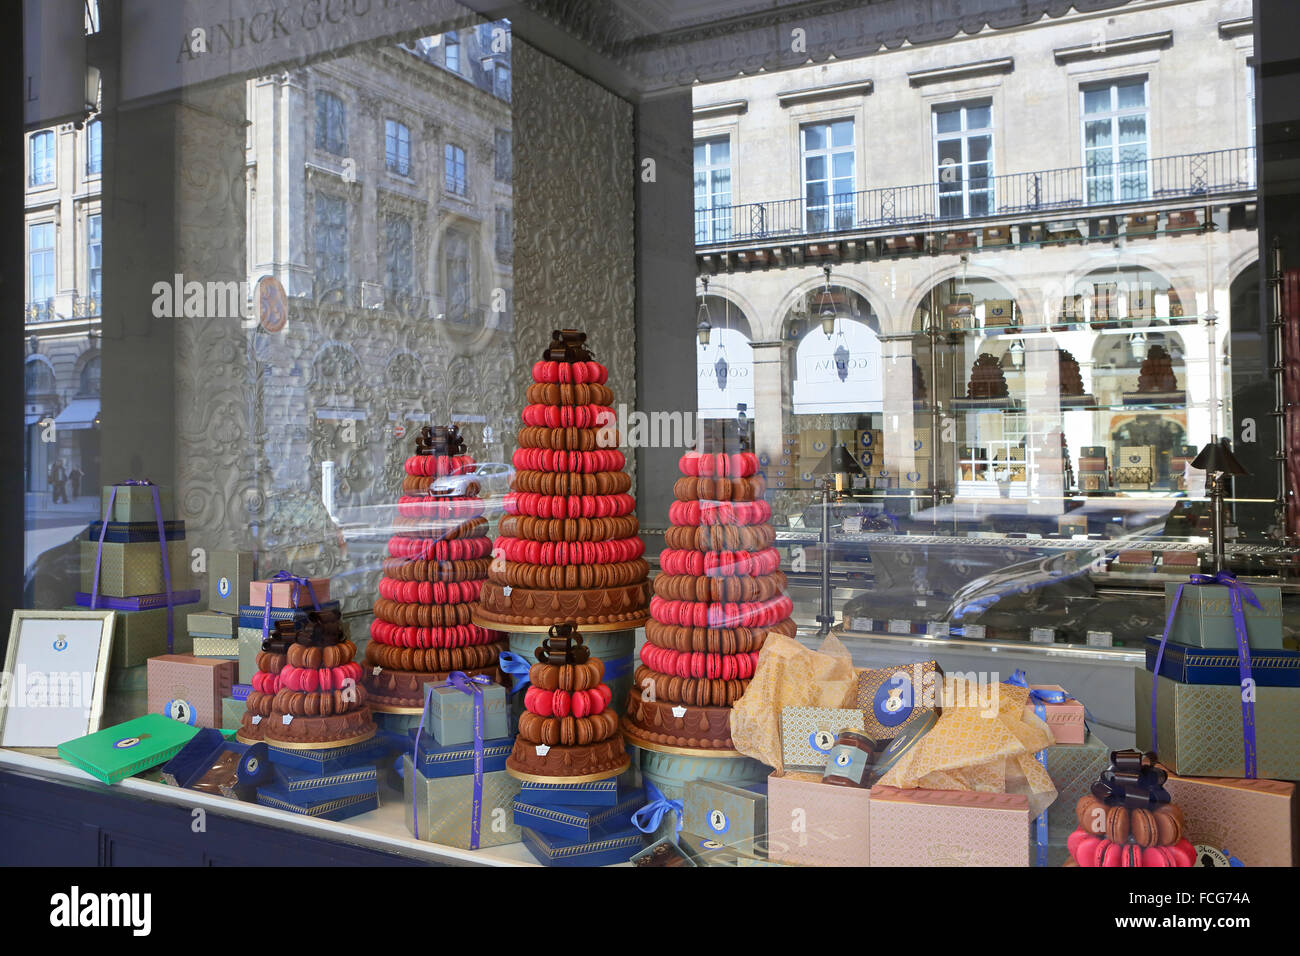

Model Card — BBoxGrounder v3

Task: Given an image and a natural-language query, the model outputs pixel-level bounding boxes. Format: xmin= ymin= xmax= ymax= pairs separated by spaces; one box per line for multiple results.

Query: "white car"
xmin=430 ymin=461 xmax=514 ymax=498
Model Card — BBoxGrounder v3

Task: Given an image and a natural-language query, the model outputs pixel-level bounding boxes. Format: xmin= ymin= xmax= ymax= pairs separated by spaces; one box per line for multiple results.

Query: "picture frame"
xmin=1 ymin=609 xmax=116 ymax=754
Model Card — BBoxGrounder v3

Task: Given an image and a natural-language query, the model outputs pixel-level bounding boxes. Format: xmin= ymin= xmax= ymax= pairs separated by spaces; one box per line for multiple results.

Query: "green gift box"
xmin=221 ymin=696 xmax=244 ymax=730
xmin=237 ymin=627 xmax=263 ymax=683
xmin=81 ymin=539 xmax=192 ymax=598
xmin=402 ymin=754 xmax=521 ymax=850
xmin=187 ymin=611 xmax=235 ymax=638
xmin=1163 ymin=581 xmax=1283 ymax=650
xmin=100 ymin=485 xmax=175 ymax=523
xmin=1135 ymin=669 xmax=1300 ymax=779
xmin=1043 ymin=734 xmax=1110 ymax=834
xmin=683 ymin=780 xmax=767 ymax=849
xmin=422 ymin=680 xmax=509 ymax=746
xmin=110 ymin=605 xmax=198 ymax=668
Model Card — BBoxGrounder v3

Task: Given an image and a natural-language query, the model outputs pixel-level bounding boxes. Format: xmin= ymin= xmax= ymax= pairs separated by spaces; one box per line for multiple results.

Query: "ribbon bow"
xmin=92 ymin=480 xmax=174 ymax=652
xmin=260 ymin=570 xmax=322 ymax=643
xmin=1090 ymin=749 xmax=1170 ymax=807
xmin=497 ymin=651 xmax=532 ymax=694
xmin=1001 ymin=669 xmax=1055 ymax=866
xmin=411 ymin=671 xmax=492 ymax=848
xmin=1151 ymin=571 xmax=1258 ymax=778
xmin=631 ymin=781 xmax=683 ymax=835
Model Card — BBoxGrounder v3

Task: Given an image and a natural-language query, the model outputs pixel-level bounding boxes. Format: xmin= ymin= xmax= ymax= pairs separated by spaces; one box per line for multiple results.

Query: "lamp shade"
xmin=811 ymin=442 xmax=864 ymax=476
xmin=1191 ymin=438 xmax=1248 ymax=476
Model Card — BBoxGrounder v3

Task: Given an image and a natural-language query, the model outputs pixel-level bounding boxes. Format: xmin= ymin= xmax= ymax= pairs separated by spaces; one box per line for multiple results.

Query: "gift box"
xmin=983 ymin=299 xmax=1015 ymax=328
xmin=513 ymin=786 xmax=645 ymax=842
xmin=854 ymin=660 xmax=942 ymax=740
xmin=257 ymin=786 xmax=379 ymax=822
xmin=404 ymin=754 xmax=521 ymax=850
xmin=231 ymin=683 xmax=251 ymax=701
xmin=237 ymin=627 xmax=263 ymax=683
xmin=898 ymin=461 xmax=932 ymax=489
xmin=188 ymin=611 xmax=236 ymax=638
xmin=520 ymin=822 xmax=644 ymax=866
xmin=249 ymin=576 xmax=330 ymax=609
xmin=1161 ymin=771 xmax=1297 ymax=868
xmin=1042 ymin=734 xmax=1110 ymax=835
xmin=1163 ymin=581 xmax=1283 ymax=650
xmin=422 ymin=680 xmax=509 ymax=746
xmin=58 ymin=714 xmax=202 ymax=785
xmin=210 ymin=551 xmax=255 ymax=615
xmin=271 ymin=762 xmax=379 ymax=803
xmin=634 ymin=745 xmax=767 ymax=843
xmin=1024 ymin=685 xmax=1086 ymax=745
xmin=87 ymin=520 xmax=186 ymax=543
xmin=408 ymin=729 xmax=513 ymax=778
xmin=76 ymin=589 xmax=200 ymax=611
xmin=81 ymin=539 xmax=192 ymax=598
xmin=1145 ymin=636 xmax=1300 ymax=687
xmin=190 ymin=637 xmax=238 ymax=658
xmin=869 ymin=786 xmax=1030 ymax=866
xmin=1136 ymin=669 xmax=1300 ymax=779
xmin=160 ymin=728 xmax=271 ymax=799
xmin=683 ymin=780 xmax=767 ymax=848
xmin=221 ymin=696 xmax=244 ymax=730
xmin=781 ymin=706 xmax=868 ymax=771
xmin=236 ymin=601 xmax=341 ymax=630
xmin=518 ymin=777 xmax=620 ymax=807
xmin=147 ymin=654 xmax=236 ymax=729
xmin=630 ymin=837 xmax=697 ymax=867
xmin=266 ymin=736 xmax=391 ymax=774
xmin=100 ymin=485 xmax=174 ymax=523
xmin=767 ymin=770 xmax=871 ymax=867
xmin=676 ymin=830 xmax=770 ymax=866
xmin=109 ymin=605 xmax=198 ymax=668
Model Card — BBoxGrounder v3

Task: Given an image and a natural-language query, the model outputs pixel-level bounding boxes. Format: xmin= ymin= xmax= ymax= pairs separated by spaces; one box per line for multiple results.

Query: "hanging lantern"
xmin=834 ymin=340 xmax=850 ymax=383
xmin=818 ymin=264 xmax=837 ymax=337
xmin=696 ymin=276 xmax=712 ymax=346
xmin=714 ymin=352 xmax=729 ymax=392
xmin=1009 ymin=338 xmax=1025 ymax=368
xmin=1129 ymin=331 xmax=1148 ymax=362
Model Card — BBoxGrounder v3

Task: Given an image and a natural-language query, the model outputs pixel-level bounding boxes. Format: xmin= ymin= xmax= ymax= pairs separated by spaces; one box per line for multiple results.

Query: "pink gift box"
xmin=767 ymin=771 xmax=871 ymax=867
xmin=869 ymin=786 xmax=1030 ymax=867
xmin=147 ymin=654 xmax=236 ymax=729
xmin=1027 ymin=684 xmax=1086 ymax=744
xmin=248 ymin=577 xmax=330 ymax=609
xmin=1162 ymin=771 xmax=1297 ymax=868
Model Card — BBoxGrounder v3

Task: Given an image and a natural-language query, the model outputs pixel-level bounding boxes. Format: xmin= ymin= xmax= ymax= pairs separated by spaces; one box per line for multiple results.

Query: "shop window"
xmin=444 ymin=143 xmax=467 ymax=196
xmin=1082 ymin=78 xmax=1148 ymax=203
xmin=315 ymin=90 xmax=347 ymax=155
xmin=29 ymin=130 xmax=54 ymax=186
xmin=444 ymin=31 xmax=460 ymax=73
xmin=801 ymin=119 xmax=855 ymax=232
xmin=384 ymin=214 xmax=414 ymax=300
xmin=313 ymin=193 xmax=348 ymax=300
xmin=385 ymin=119 xmax=411 ymax=176
xmin=694 ymin=135 xmax=732 ymax=243
xmin=86 ymin=120 xmax=102 ymax=177
xmin=28 ymin=223 xmax=54 ymax=309
xmin=933 ymin=102 xmax=993 ymax=219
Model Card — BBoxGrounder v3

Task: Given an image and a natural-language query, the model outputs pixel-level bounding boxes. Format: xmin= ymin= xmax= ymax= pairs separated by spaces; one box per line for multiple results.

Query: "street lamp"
xmin=696 ymin=276 xmax=712 ymax=346
xmin=817 ymin=264 xmax=837 ymax=337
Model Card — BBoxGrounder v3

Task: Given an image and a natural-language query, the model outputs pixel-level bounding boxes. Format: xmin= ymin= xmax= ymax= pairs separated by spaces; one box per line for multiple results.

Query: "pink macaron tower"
xmin=363 ymin=424 xmax=505 ymax=710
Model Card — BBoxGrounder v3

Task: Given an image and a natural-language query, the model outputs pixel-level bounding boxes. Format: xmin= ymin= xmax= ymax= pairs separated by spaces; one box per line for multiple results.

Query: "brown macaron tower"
xmin=240 ymin=607 xmax=375 ymax=748
xmin=1067 ymin=749 xmax=1196 ymax=867
xmin=364 ymin=423 xmax=505 ymax=711
xmin=506 ymin=624 xmax=629 ymax=781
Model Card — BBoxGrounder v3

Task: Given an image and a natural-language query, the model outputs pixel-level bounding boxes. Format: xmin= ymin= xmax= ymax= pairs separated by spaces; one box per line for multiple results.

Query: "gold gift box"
xmin=81 ymin=539 xmax=192 ymax=598
xmin=110 ymin=605 xmax=198 ymax=668
xmin=403 ymin=754 xmax=521 ymax=850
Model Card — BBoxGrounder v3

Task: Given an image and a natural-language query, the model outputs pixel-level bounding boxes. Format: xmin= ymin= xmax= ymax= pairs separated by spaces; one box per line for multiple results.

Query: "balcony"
xmin=695 ymin=147 xmax=1256 ymax=255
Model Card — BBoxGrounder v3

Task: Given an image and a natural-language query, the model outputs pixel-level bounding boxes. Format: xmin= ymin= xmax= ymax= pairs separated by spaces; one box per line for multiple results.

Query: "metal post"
xmin=816 ymin=475 xmax=834 ymax=636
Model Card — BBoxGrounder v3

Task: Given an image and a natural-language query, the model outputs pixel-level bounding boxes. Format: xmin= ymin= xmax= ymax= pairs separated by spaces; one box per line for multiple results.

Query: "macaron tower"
xmin=624 ymin=431 xmax=797 ymax=750
xmin=365 ymin=424 xmax=505 ymax=709
xmin=1067 ymin=749 xmax=1196 ymax=867
xmin=475 ymin=328 xmax=651 ymax=630
xmin=506 ymin=623 xmax=629 ymax=780
xmin=241 ymin=607 xmax=376 ymax=747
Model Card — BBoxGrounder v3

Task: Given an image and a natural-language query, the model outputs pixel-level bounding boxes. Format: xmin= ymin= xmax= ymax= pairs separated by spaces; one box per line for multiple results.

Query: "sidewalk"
xmin=24 ymin=492 xmax=99 ymax=571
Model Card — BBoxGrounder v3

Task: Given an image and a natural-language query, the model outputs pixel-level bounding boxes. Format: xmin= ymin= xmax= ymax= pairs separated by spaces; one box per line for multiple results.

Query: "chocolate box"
xmin=160 ymin=727 xmax=271 ymax=799
xmin=781 ymin=706 xmax=868 ymax=771
xmin=676 ymin=830 xmax=770 ymax=866
xmin=512 ymin=786 xmax=645 ymax=842
xmin=422 ymin=680 xmax=510 ymax=746
xmin=237 ymin=627 xmax=263 ymax=683
xmin=221 ymin=696 xmax=244 ymax=730
xmin=77 ymin=589 xmax=200 ymax=611
xmin=1145 ymin=636 xmax=1300 ymax=687
xmin=636 ymin=746 xmax=767 ymax=844
xmin=409 ymin=729 xmax=513 ymax=778
xmin=109 ymin=606 xmax=197 ymax=668
xmin=190 ymin=637 xmax=238 ymax=658
xmin=266 ymin=735 xmax=391 ymax=774
xmin=1026 ymin=684 xmax=1086 ymax=745
xmin=80 ymin=539 xmax=192 ymax=598
xmin=1042 ymin=734 xmax=1111 ymax=834
xmin=1163 ymin=581 xmax=1283 ymax=650
xmin=147 ymin=654 xmax=236 ymax=729
xmin=87 ymin=520 xmax=186 ymax=543
xmin=869 ymin=786 xmax=1031 ymax=866
xmin=1136 ymin=669 xmax=1300 ymax=780
xmin=188 ymin=610 xmax=235 ymax=638
xmin=855 ymin=660 xmax=941 ymax=739
xmin=236 ymin=601 xmax=342 ymax=630
xmin=100 ymin=484 xmax=175 ymax=523
xmin=1162 ymin=771 xmax=1297 ymax=867
xmin=404 ymin=754 xmax=521 ymax=850
xmin=683 ymin=780 xmax=767 ymax=849
xmin=767 ymin=770 xmax=871 ymax=867
xmin=249 ymin=576 xmax=331 ymax=609
xmin=521 ymin=822 xmax=644 ymax=866
xmin=271 ymin=762 xmax=379 ymax=804
xmin=209 ymin=551 xmax=255 ymax=615
xmin=630 ymin=837 xmax=697 ymax=867
xmin=518 ymin=777 xmax=620 ymax=807
xmin=257 ymin=787 xmax=378 ymax=822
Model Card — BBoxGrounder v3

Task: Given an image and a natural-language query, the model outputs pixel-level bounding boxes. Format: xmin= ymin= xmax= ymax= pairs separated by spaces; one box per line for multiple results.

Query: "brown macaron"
xmin=1129 ymin=808 xmax=1156 ymax=847
xmin=1105 ymin=805 xmax=1130 ymax=845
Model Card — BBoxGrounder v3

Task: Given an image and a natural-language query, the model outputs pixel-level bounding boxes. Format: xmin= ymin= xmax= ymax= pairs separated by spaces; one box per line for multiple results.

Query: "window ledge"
xmin=1053 ymin=31 xmax=1172 ymax=64
xmin=907 ymin=57 xmax=1014 ymax=87
xmin=1217 ymin=17 xmax=1252 ymax=39
xmin=693 ymin=99 xmax=748 ymax=118
xmin=777 ymin=80 xmax=873 ymax=108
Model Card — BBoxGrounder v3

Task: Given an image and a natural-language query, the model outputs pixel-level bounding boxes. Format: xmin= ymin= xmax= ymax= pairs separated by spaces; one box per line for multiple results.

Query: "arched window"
xmin=77 ymin=355 xmax=101 ymax=398
xmin=792 ymin=318 xmax=883 ymax=414
xmin=695 ymin=296 xmax=754 ymax=419
xmin=25 ymin=357 xmax=56 ymax=398
xmin=442 ymin=227 xmax=475 ymax=330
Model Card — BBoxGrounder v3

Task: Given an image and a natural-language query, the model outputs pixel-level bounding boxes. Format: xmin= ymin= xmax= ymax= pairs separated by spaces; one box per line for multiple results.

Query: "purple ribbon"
xmin=260 ymin=570 xmax=322 ymax=643
xmin=1151 ymin=571 xmax=1260 ymax=778
xmin=411 ymin=671 xmax=492 ymax=847
xmin=92 ymin=480 xmax=174 ymax=652
xmin=1002 ymin=670 xmax=1051 ymax=866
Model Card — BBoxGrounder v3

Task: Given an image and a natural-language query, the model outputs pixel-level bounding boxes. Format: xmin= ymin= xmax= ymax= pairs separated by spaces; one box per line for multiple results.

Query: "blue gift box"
xmin=1145 ymin=636 xmax=1300 ymax=687
xmin=160 ymin=728 xmax=271 ymax=799
xmin=513 ymin=787 xmax=645 ymax=842
xmin=271 ymin=763 xmax=379 ymax=803
xmin=265 ymin=736 xmax=390 ymax=774
xmin=521 ymin=823 xmax=645 ymax=867
xmin=406 ymin=728 xmax=514 ymax=778
xmin=237 ymin=601 xmax=341 ymax=630
xmin=518 ymin=777 xmax=620 ymax=807
xmin=76 ymin=589 xmax=201 ymax=611
xmin=231 ymin=683 xmax=252 ymax=701
xmin=86 ymin=519 xmax=186 ymax=543
xmin=256 ymin=786 xmax=379 ymax=821
xmin=683 ymin=779 xmax=768 ymax=849
xmin=423 ymin=679 xmax=509 ymax=746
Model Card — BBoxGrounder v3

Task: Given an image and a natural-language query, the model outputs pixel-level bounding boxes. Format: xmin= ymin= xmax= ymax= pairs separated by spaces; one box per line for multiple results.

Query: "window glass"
xmin=315 ymin=91 xmax=347 ymax=154
xmin=87 ymin=214 xmax=101 ymax=303
xmin=694 ymin=135 xmax=732 ymax=243
xmin=86 ymin=120 xmax=101 ymax=176
xmin=313 ymin=192 xmax=348 ymax=300
xmin=28 ymin=223 xmax=54 ymax=303
xmin=29 ymin=131 xmax=53 ymax=185
xmin=385 ymin=120 xmax=411 ymax=176
xmin=444 ymin=143 xmax=467 ymax=195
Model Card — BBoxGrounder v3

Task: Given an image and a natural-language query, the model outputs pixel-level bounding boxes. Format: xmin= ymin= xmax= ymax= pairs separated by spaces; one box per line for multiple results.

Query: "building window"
xmin=444 ymin=32 xmax=460 ymax=73
xmin=315 ymin=91 xmax=347 ymax=155
xmin=443 ymin=228 xmax=473 ymax=327
xmin=495 ymin=206 xmax=513 ymax=264
xmin=385 ymin=120 xmax=411 ymax=176
xmin=801 ymin=119 xmax=855 ymax=233
xmin=313 ymin=193 xmax=348 ymax=299
xmin=78 ymin=355 xmax=101 ymax=398
xmin=694 ymin=136 xmax=732 ymax=243
xmin=1082 ymin=78 xmax=1148 ymax=204
xmin=87 ymin=214 xmax=102 ymax=307
xmin=444 ymin=143 xmax=467 ymax=196
xmin=384 ymin=214 xmax=414 ymax=299
xmin=495 ymin=128 xmax=512 ymax=182
xmin=86 ymin=120 xmax=102 ymax=177
xmin=492 ymin=62 xmax=512 ymax=101
xmin=1246 ymin=64 xmax=1256 ymax=151
xmin=933 ymin=102 xmax=993 ymax=219
xmin=29 ymin=223 xmax=55 ymax=308
xmin=29 ymin=131 xmax=54 ymax=186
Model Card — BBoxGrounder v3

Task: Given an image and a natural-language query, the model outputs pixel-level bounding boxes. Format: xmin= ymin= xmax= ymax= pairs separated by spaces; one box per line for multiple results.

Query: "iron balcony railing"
xmin=694 ymin=146 xmax=1256 ymax=247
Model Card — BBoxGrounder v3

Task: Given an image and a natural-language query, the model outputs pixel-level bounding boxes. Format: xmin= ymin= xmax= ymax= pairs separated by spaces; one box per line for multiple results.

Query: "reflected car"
xmin=430 ymin=461 xmax=514 ymax=498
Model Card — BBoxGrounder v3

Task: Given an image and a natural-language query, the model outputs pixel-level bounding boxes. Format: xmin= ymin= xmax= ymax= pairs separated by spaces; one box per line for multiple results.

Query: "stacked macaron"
xmin=624 ymin=447 xmax=797 ymax=751
xmin=1068 ymin=793 xmax=1196 ymax=867
xmin=476 ymin=329 xmax=651 ymax=628
xmin=364 ymin=425 xmax=505 ymax=709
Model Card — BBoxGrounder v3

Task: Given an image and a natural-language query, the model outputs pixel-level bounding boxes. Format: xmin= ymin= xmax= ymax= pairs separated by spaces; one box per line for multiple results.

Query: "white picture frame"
xmin=1 ymin=609 xmax=116 ymax=753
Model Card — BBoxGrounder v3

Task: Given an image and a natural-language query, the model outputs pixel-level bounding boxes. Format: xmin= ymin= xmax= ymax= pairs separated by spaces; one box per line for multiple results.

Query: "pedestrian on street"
xmin=69 ymin=465 xmax=83 ymax=499
xmin=48 ymin=459 xmax=68 ymax=504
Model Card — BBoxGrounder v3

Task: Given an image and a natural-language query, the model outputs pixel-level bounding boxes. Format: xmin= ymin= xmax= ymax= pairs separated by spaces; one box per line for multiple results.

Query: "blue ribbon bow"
xmin=92 ymin=480 xmax=174 ymax=652
xmin=1152 ymin=571 xmax=1259 ymax=778
xmin=631 ymin=781 xmax=683 ymax=835
xmin=260 ymin=570 xmax=323 ymax=643
xmin=412 ymin=671 xmax=492 ymax=848
xmin=497 ymin=651 xmax=531 ymax=694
